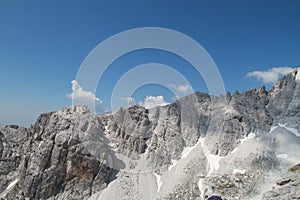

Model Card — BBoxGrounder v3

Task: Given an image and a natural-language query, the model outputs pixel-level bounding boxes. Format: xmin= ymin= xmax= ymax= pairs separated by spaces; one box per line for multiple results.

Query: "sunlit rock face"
xmin=1 ymin=69 xmax=300 ymax=200
xmin=0 ymin=125 xmax=29 ymax=197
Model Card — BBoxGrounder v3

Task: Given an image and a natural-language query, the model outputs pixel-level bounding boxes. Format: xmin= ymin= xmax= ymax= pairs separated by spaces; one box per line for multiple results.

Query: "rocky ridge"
xmin=0 ymin=68 xmax=300 ymax=199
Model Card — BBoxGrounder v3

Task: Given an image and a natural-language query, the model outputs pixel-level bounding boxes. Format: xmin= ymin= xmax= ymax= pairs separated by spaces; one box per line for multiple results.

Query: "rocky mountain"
xmin=1 ymin=69 xmax=300 ymax=200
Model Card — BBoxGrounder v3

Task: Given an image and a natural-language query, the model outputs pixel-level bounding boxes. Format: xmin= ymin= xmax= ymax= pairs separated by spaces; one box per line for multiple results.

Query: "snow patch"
xmin=6 ymin=179 xmax=18 ymax=190
xmin=206 ymin=154 xmax=222 ymax=175
xmin=153 ymin=173 xmax=162 ymax=192
xmin=181 ymin=147 xmax=191 ymax=159
xmin=224 ymin=106 xmax=239 ymax=116
xmin=231 ymin=147 xmax=238 ymax=154
xmin=233 ymin=169 xmax=246 ymax=174
xmin=103 ymin=125 xmax=118 ymax=150
xmin=277 ymin=154 xmax=288 ymax=159
xmin=171 ymin=140 xmax=201 ymax=171
xmin=198 ymin=179 xmax=205 ymax=199
xmin=104 ymin=126 xmax=109 ymax=134
xmin=168 ymin=159 xmax=178 ymax=171
xmin=278 ymin=123 xmax=300 ymax=137
xmin=231 ymin=133 xmax=256 ymax=154
xmin=198 ymin=138 xmax=223 ymax=198
xmin=270 ymin=126 xmax=279 ymax=133
xmin=296 ymin=68 xmax=300 ymax=82
xmin=248 ymin=132 xmax=256 ymax=139
xmin=199 ymin=138 xmax=223 ymax=175
xmin=240 ymin=133 xmax=256 ymax=145
xmin=181 ymin=142 xmax=199 ymax=159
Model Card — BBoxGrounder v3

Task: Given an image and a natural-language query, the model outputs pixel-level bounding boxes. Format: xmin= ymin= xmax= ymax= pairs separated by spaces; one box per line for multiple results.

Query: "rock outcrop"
xmin=0 ymin=125 xmax=29 ymax=199
xmin=263 ymin=163 xmax=300 ymax=199
xmin=1 ymin=106 xmax=121 ymax=199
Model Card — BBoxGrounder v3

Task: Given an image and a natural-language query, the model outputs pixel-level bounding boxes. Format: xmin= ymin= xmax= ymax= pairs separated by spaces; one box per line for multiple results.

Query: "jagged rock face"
xmin=205 ymin=87 xmax=271 ymax=157
xmin=0 ymin=125 xmax=28 ymax=195
xmin=100 ymin=93 xmax=212 ymax=171
xmin=1 ymin=69 xmax=300 ymax=200
xmin=147 ymin=102 xmax=185 ymax=170
xmin=99 ymin=105 xmax=151 ymax=159
xmin=146 ymin=93 xmax=214 ymax=170
xmin=268 ymin=70 xmax=300 ymax=130
xmin=18 ymin=106 xmax=113 ymax=200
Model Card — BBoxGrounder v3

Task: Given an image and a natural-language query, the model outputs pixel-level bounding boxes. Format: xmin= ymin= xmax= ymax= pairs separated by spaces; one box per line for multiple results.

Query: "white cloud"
xmin=246 ymin=66 xmax=293 ymax=85
xmin=139 ymin=96 xmax=169 ymax=109
xmin=121 ymin=97 xmax=135 ymax=105
xmin=169 ymin=84 xmax=193 ymax=95
xmin=66 ymin=80 xmax=102 ymax=105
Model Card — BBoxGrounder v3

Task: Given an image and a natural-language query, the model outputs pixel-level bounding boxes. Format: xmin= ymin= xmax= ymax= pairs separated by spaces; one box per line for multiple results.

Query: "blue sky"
xmin=0 ymin=0 xmax=300 ymax=126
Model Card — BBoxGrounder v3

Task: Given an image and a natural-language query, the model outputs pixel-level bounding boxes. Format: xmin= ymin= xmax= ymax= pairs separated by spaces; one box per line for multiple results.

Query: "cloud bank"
xmin=169 ymin=84 xmax=193 ymax=95
xmin=140 ymin=96 xmax=169 ymax=109
xmin=246 ymin=66 xmax=293 ymax=85
xmin=66 ymin=80 xmax=102 ymax=107
xmin=122 ymin=95 xmax=169 ymax=109
xmin=121 ymin=97 xmax=135 ymax=105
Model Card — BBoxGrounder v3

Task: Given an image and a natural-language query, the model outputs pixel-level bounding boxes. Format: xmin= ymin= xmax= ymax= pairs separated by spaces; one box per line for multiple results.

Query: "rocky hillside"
xmin=1 ymin=69 xmax=300 ymax=200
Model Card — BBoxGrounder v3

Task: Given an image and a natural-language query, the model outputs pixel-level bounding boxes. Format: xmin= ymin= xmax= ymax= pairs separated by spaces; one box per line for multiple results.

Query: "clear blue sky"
xmin=0 ymin=0 xmax=299 ymax=126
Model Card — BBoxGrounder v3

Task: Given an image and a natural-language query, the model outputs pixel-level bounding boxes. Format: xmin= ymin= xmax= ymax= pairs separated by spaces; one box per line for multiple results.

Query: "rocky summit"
xmin=1 ymin=69 xmax=300 ymax=200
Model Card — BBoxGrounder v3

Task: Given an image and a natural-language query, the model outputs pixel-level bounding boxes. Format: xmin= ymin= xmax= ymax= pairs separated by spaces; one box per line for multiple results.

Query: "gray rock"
xmin=276 ymin=178 xmax=291 ymax=186
xmin=0 ymin=125 xmax=28 ymax=195
xmin=1 ymin=69 xmax=300 ymax=199
xmin=18 ymin=106 xmax=119 ymax=199
xmin=263 ymin=163 xmax=300 ymax=200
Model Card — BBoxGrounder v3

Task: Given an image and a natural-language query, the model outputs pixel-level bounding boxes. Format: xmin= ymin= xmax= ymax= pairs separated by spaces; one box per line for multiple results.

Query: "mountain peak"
xmin=1 ymin=72 xmax=300 ymax=199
